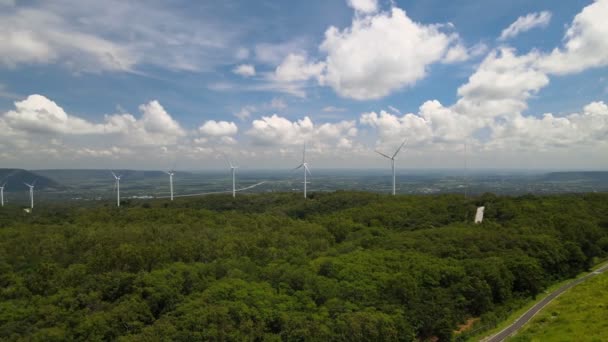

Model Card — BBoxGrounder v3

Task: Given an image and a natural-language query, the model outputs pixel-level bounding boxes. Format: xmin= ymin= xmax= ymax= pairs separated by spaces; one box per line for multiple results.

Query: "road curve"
xmin=484 ymin=262 xmax=608 ymax=342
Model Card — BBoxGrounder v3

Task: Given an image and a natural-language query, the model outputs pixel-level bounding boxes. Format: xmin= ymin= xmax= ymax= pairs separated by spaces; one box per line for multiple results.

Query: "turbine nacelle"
xmin=111 ymin=171 xmax=122 ymax=180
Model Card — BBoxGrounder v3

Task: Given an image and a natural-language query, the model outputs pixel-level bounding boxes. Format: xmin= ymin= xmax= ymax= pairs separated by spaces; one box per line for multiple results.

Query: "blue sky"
xmin=0 ymin=0 xmax=607 ymax=170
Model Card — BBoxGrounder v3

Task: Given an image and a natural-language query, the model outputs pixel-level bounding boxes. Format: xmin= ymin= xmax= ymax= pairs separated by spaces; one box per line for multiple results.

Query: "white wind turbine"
xmin=375 ymin=139 xmax=408 ymax=196
xmin=0 ymin=181 xmax=6 ymax=207
xmin=224 ymin=156 xmax=238 ymax=198
xmin=165 ymin=169 xmax=175 ymax=201
xmin=111 ymin=171 xmax=122 ymax=207
xmin=24 ymin=180 xmax=36 ymax=209
xmin=294 ymin=144 xmax=312 ymax=199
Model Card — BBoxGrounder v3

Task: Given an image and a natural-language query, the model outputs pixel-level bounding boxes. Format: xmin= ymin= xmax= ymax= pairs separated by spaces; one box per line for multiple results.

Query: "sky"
xmin=0 ymin=0 xmax=607 ymax=170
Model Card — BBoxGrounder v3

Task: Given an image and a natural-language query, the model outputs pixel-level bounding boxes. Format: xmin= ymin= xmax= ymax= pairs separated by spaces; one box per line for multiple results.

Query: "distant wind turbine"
xmin=24 ymin=180 xmax=36 ymax=209
xmin=0 ymin=182 xmax=6 ymax=207
xmin=111 ymin=171 xmax=122 ymax=207
xmin=224 ymin=155 xmax=238 ymax=198
xmin=375 ymin=139 xmax=407 ymax=196
xmin=165 ymin=169 xmax=175 ymax=201
xmin=294 ymin=144 xmax=312 ymax=199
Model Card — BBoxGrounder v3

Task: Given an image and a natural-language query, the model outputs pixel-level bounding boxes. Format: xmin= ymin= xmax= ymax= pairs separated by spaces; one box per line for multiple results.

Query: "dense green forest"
xmin=1 ymin=192 xmax=607 ymax=341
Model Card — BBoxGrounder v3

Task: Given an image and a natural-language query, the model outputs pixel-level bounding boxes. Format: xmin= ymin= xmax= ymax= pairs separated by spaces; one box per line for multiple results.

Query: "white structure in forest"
xmin=24 ymin=181 xmax=35 ymax=209
xmin=475 ymin=206 xmax=485 ymax=223
xmin=294 ymin=144 xmax=312 ymax=199
xmin=224 ymin=156 xmax=239 ymax=198
xmin=111 ymin=171 xmax=122 ymax=207
xmin=0 ymin=182 xmax=5 ymax=207
xmin=375 ymin=139 xmax=407 ymax=196
xmin=165 ymin=170 xmax=175 ymax=201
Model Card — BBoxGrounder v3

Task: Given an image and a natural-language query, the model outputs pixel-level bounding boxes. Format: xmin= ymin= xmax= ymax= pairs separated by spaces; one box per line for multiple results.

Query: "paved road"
xmin=485 ymin=262 xmax=608 ymax=342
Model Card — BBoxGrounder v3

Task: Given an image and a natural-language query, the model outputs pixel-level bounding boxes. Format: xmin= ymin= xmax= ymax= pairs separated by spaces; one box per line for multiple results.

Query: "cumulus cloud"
xmin=346 ymin=0 xmax=378 ymax=14
xmin=455 ymin=48 xmax=548 ymax=119
xmin=233 ymin=64 xmax=256 ymax=77
xmin=1 ymin=95 xmax=185 ymax=147
xmin=318 ymin=8 xmax=465 ymax=100
xmin=490 ymin=101 xmax=608 ymax=150
xmin=360 ymin=100 xmax=476 ymax=149
xmin=198 ymin=120 xmax=238 ymax=136
xmin=3 ymin=95 xmax=106 ymax=134
xmin=138 ymin=101 xmax=184 ymax=137
xmin=274 ymin=54 xmax=325 ymax=82
xmin=539 ymin=0 xmax=608 ymax=74
xmin=499 ymin=11 xmax=552 ymax=41
xmin=246 ymin=114 xmax=357 ymax=150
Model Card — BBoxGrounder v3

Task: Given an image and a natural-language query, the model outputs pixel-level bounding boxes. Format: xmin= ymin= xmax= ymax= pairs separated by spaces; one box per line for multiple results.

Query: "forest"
xmin=1 ymin=191 xmax=607 ymax=341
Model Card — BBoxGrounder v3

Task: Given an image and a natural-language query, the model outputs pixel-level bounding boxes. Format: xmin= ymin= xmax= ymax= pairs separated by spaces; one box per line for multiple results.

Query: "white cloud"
xmin=0 ymin=1 xmax=242 ymax=72
xmin=0 ymin=8 xmax=135 ymax=72
xmin=1 ymin=95 xmax=185 ymax=147
xmin=318 ymin=8 xmax=464 ymax=100
xmin=138 ymin=100 xmax=184 ymax=137
xmin=539 ymin=0 xmax=608 ymax=74
xmin=499 ymin=11 xmax=552 ymax=41
xmin=233 ymin=64 xmax=256 ymax=77
xmin=360 ymin=100 xmax=476 ymax=149
xmin=3 ymin=94 xmax=105 ymax=134
xmin=455 ymin=48 xmax=548 ymax=119
xmin=254 ymin=39 xmax=309 ymax=65
xmin=246 ymin=114 xmax=357 ymax=150
xmin=198 ymin=120 xmax=238 ymax=136
xmin=489 ymin=101 xmax=608 ymax=150
xmin=274 ymin=53 xmax=325 ymax=82
xmin=443 ymin=44 xmax=469 ymax=63
xmin=346 ymin=0 xmax=378 ymax=14
xmin=234 ymin=105 xmax=256 ymax=121
xmin=247 ymin=115 xmax=314 ymax=145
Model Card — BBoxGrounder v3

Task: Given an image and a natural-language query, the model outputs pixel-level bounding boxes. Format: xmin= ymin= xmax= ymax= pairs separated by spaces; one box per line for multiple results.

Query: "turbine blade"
xmin=392 ymin=139 xmax=408 ymax=158
xmin=111 ymin=171 xmax=117 ymax=179
xmin=31 ymin=179 xmax=37 ymax=186
xmin=375 ymin=150 xmax=392 ymax=159
xmin=305 ymin=164 xmax=312 ymax=176
xmin=293 ymin=163 xmax=304 ymax=170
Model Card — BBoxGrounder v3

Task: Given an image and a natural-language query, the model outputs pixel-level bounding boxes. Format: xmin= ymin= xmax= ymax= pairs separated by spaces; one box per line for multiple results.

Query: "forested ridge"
xmin=1 ymin=192 xmax=607 ymax=341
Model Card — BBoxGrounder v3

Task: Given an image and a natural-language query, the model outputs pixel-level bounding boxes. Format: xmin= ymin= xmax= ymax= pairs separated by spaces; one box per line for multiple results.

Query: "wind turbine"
xmin=165 ymin=169 xmax=175 ymax=201
xmin=375 ymin=139 xmax=407 ymax=196
xmin=224 ymin=156 xmax=238 ymax=198
xmin=23 ymin=180 xmax=36 ymax=209
xmin=0 ymin=182 xmax=6 ymax=207
xmin=294 ymin=144 xmax=312 ymax=199
xmin=111 ymin=171 xmax=122 ymax=207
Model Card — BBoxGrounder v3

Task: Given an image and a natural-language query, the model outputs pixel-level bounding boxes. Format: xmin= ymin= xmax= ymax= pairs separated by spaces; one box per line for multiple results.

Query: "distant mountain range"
xmin=35 ymin=169 xmax=173 ymax=182
xmin=0 ymin=169 xmax=64 ymax=192
xmin=541 ymin=171 xmax=608 ymax=182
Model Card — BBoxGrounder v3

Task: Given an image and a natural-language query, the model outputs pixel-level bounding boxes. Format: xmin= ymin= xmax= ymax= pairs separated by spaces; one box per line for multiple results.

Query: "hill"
xmin=541 ymin=171 xmax=608 ymax=183
xmin=0 ymin=168 xmax=64 ymax=192
xmin=35 ymin=169 xmax=177 ymax=183
xmin=0 ymin=192 xmax=607 ymax=341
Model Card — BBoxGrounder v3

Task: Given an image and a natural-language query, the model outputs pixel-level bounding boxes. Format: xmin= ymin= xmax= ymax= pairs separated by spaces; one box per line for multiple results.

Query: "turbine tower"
xmin=0 ymin=182 xmax=6 ymax=207
xmin=375 ymin=139 xmax=407 ymax=196
xmin=294 ymin=144 xmax=312 ymax=199
xmin=24 ymin=181 xmax=36 ymax=209
xmin=224 ymin=156 xmax=238 ymax=198
xmin=111 ymin=171 xmax=122 ymax=207
xmin=165 ymin=170 xmax=175 ymax=201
